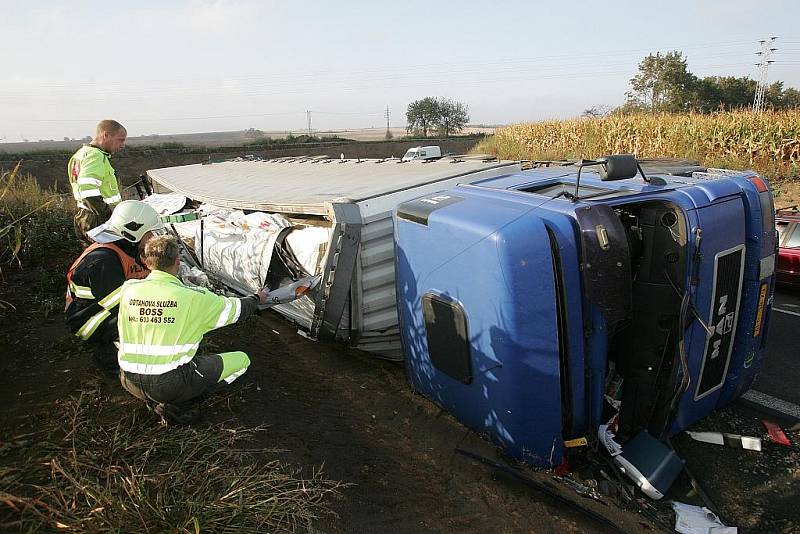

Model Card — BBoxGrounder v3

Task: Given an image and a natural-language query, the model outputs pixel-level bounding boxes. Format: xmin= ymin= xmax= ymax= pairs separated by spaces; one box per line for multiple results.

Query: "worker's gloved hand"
xmin=256 ymin=288 xmax=270 ymax=305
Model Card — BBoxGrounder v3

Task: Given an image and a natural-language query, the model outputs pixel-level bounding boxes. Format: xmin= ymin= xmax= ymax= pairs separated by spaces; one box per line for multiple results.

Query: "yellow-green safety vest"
xmin=68 ymin=145 xmax=122 ymax=209
xmin=118 ymin=270 xmax=243 ymax=375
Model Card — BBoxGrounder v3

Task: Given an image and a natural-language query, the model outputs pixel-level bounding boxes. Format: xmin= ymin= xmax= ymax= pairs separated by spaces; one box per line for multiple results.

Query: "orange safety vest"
xmin=65 ymin=242 xmax=149 ymax=309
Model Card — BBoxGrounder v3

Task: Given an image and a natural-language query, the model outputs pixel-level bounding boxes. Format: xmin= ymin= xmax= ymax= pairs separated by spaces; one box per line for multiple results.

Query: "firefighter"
xmin=65 ymin=200 xmax=164 ymax=375
xmin=68 ymin=120 xmax=127 ymax=245
xmin=117 ymin=234 xmax=269 ymax=425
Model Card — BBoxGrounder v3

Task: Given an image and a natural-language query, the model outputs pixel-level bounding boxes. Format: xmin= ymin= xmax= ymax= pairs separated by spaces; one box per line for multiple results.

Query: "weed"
xmin=0 ymin=385 xmax=343 ymax=532
xmin=0 ymin=165 xmax=78 ymax=273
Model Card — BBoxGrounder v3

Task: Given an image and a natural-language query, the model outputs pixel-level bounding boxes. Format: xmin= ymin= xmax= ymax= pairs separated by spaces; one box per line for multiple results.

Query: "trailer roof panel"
xmin=147 ymin=158 xmax=519 ymax=215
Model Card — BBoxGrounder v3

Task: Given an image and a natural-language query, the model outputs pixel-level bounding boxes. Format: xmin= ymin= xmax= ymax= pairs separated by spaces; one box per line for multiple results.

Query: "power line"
xmin=753 ymin=37 xmax=778 ymax=112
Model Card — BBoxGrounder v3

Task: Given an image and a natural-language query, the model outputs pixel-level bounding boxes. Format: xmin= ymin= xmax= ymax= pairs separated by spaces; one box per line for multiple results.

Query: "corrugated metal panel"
xmin=350 ymin=164 xmax=522 ymax=358
xmin=147 ymin=159 xmax=520 ymax=216
xmin=356 ymin=334 xmax=404 ymax=362
xmin=273 ymin=296 xmax=315 ymax=330
xmin=147 ymin=157 xmax=521 ymax=360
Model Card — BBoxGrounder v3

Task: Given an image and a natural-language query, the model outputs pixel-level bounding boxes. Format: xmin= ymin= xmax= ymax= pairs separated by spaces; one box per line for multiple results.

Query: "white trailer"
xmin=146 ymin=155 xmax=520 ymax=360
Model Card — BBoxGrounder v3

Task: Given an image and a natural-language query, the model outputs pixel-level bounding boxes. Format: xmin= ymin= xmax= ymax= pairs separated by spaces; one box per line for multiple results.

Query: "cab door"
xmin=394 ymin=187 xmax=567 ymax=467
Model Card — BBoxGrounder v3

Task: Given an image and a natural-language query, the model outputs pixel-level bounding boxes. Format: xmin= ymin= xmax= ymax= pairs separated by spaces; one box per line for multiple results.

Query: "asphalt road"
xmin=751 ymin=286 xmax=800 ymax=408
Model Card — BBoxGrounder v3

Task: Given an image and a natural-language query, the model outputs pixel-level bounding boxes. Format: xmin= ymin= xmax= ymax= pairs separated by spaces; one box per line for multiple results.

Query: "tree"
xmin=692 ymin=76 xmax=757 ymax=111
xmin=406 ymin=97 xmax=470 ymax=137
xmin=625 ymin=51 xmax=696 ymax=112
xmin=622 ymin=52 xmax=800 ymax=114
xmin=406 ymin=97 xmax=440 ymax=137
xmin=435 ymin=98 xmax=469 ymax=137
xmin=778 ymin=87 xmax=800 ymax=109
xmin=582 ymin=105 xmax=614 ymax=118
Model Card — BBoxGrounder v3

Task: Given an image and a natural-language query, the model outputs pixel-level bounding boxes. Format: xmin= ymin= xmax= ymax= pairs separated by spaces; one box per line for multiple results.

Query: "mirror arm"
xmin=572 ymin=159 xmax=606 ymax=202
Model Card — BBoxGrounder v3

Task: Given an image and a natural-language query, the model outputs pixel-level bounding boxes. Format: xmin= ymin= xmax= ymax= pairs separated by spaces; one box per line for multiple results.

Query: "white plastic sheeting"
xmin=142 ymin=193 xmax=188 ymax=214
xmin=285 ymin=226 xmax=330 ymax=275
xmin=162 ymin=203 xmax=332 ymax=298
xmin=195 ymin=209 xmax=291 ymax=294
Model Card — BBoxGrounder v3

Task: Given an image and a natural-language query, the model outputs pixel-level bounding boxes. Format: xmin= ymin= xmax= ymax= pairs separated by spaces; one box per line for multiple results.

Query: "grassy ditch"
xmin=475 ymin=109 xmax=800 ymax=184
xmin=0 ymin=170 xmax=344 ymax=532
xmin=0 ymin=385 xmax=343 ymax=532
xmin=0 ymin=163 xmax=76 ymax=271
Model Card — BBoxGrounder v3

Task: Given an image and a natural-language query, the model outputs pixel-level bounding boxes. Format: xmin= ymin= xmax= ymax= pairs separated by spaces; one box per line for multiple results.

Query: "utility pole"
xmin=384 ymin=105 xmax=393 ymax=139
xmin=306 ymin=110 xmax=312 ymax=137
xmin=753 ymin=37 xmax=778 ymax=113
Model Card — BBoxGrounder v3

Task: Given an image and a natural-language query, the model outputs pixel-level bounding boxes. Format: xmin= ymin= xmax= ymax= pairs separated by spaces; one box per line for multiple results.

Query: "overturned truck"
xmin=144 ymin=154 xmax=776 ymax=477
xmin=146 ymin=155 xmax=520 ymax=360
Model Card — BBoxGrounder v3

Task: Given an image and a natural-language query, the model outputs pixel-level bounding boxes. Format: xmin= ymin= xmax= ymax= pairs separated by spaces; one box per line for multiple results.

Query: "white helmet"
xmin=88 ymin=200 xmax=165 ymax=243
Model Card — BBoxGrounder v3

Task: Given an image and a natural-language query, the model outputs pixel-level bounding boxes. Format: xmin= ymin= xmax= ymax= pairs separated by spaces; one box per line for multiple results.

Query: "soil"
xmin=774 ymin=180 xmax=800 ymax=210
xmin=1 ymin=152 xmax=799 ymax=532
xmin=0 ymin=257 xmax=659 ymax=534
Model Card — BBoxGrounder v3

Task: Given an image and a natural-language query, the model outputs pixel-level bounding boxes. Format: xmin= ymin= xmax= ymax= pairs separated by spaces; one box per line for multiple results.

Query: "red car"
xmin=776 ymin=207 xmax=800 ymax=287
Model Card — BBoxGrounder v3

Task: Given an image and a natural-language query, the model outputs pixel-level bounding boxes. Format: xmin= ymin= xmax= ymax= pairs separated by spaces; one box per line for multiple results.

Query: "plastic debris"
xmin=672 ymin=502 xmax=737 ymax=534
xmin=762 ymin=420 xmax=792 ymax=447
xmin=564 ymin=437 xmax=588 ymax=448
xmin=259 ymin=275 xmax=321 ymax=309
xmin=613 ymin=430 xmax=683 ymax=500
xmin=178 ymin=265 xmax=210 ymax=288
xmin=598 ymin=422 xmax=623 ymax=457
xmin=686 ymin=431 xmax=761 ymax=451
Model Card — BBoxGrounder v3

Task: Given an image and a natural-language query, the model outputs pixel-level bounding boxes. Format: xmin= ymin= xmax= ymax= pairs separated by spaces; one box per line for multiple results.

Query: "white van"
xmin=401 ymin=145 xmax=442 ymax=162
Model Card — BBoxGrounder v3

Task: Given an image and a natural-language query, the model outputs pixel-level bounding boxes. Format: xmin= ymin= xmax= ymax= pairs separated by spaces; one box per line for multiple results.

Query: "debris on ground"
xmin=686 ymin=431 xmax=762 ymax=451
xmin=672 ymin=501 xmax=737 ymax=534
xmin=762 ymin=420 xmax=792 ymax=447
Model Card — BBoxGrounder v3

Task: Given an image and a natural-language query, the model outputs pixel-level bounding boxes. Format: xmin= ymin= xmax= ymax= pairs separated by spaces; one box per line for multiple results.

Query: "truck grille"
xmin=695 ymin=246 xmax=745 ymax=399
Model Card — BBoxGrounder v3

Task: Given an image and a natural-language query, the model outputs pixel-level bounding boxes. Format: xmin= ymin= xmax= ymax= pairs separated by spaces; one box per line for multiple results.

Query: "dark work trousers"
xmin=119 ymin=354 xmax=224 ymax=407
xmin=90 ymin=321 xmax=119 ymax=377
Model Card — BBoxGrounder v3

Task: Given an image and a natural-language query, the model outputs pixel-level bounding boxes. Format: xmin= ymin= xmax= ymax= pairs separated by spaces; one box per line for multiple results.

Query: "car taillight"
xmin=748 ymin=175 xmax=769 ymax=193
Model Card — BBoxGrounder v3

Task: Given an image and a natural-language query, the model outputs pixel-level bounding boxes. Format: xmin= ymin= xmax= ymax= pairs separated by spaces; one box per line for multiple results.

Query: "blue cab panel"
xmin=395 ymin=190 xmax=566 ymax=466
xmin=394 ymin=163 xmax=775 ymax=467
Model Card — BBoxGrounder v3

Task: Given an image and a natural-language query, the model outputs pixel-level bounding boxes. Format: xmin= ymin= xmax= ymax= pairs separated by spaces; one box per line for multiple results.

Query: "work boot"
xmin=154 ymin=402 xmax=201 ymax=426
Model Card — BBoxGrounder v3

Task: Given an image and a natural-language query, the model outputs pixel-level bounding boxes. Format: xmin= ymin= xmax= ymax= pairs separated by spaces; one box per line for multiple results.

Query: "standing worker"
xmin=117 ymin=234 xmax=269 ymax=425
xmin=65 ymin=200 xmax=164 ymax=375
xmin=68 ymin=119 xmax=127 ymax=244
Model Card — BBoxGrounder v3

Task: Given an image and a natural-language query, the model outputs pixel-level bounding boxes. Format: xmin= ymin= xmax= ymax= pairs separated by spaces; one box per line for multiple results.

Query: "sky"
xmin=1 ymin=0 xmax=799 ymax=142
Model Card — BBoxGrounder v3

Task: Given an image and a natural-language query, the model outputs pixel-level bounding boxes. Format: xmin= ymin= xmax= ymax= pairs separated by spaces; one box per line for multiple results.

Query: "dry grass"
xmin=475 ymin=110 xmax=800 ymax=185
xmin=0 ymin=385 xmax=343 ymax=532
xmin=0 ymin=163 xmax=76 ymax=270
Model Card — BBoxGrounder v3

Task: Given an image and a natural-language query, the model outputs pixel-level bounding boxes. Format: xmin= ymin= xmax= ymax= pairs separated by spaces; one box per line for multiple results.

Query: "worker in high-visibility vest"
xmin=68 ymin=120 xmax=127 ymax=245
xmin=117 ymin=234 xmax=269 ymax=425
xmin=65 ymin=200 xmax=165 ymax=375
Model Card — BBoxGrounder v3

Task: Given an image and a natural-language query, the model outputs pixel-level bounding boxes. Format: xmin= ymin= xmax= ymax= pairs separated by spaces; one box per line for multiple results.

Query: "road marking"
xmin=773 ymin=307 xmax=800 ymax=317
xmin=742 ymin=389 xmax=800 ymax=420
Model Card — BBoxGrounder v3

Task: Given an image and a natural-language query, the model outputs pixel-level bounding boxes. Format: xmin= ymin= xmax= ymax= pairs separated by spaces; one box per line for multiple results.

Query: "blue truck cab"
xmin=394 ymin=155 xmax=776 ymax=467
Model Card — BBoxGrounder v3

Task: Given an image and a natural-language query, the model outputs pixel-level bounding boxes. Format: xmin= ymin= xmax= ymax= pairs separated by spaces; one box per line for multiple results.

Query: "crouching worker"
xmin=117 ymin=234 xmax=269 ymax=425
xmin=65 ymin=200 xmax=164 ymax=375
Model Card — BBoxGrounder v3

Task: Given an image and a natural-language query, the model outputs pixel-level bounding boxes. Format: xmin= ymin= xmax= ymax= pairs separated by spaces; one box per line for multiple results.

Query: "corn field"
xmin=475 ymin=110 xmax=800 ymax=183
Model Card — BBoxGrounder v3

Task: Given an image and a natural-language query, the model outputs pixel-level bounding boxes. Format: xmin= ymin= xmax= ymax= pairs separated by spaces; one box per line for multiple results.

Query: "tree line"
xmin=406 ymin=50 xmax=800 ymax=135
xmin=588 ymin=51 xmax=800 ymax=116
